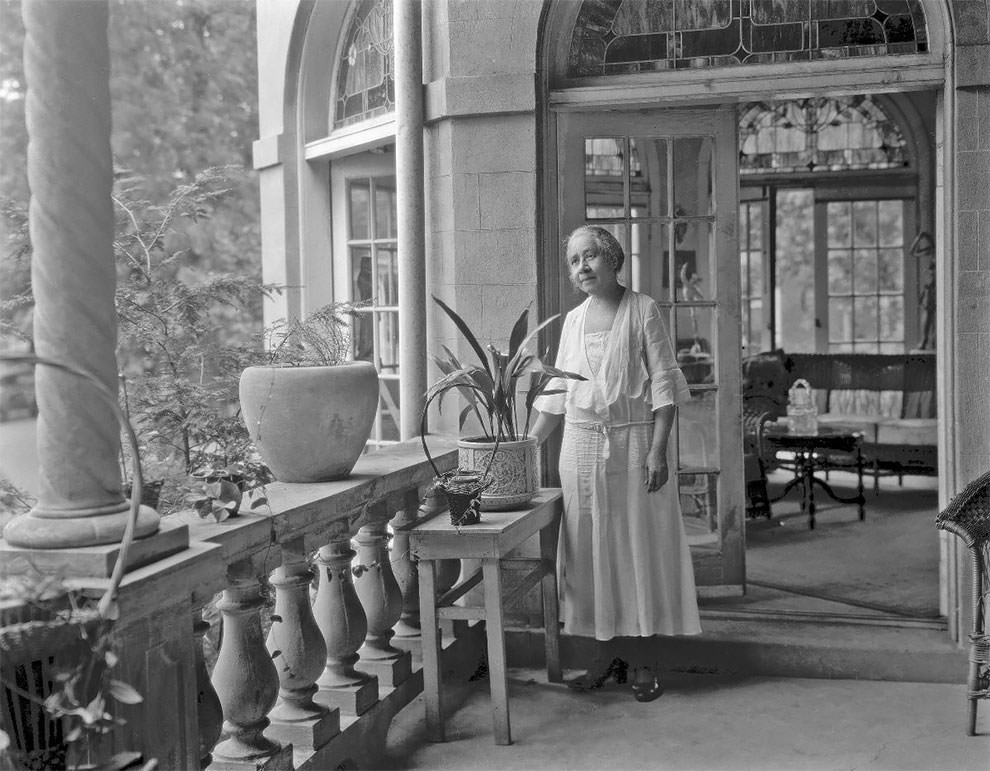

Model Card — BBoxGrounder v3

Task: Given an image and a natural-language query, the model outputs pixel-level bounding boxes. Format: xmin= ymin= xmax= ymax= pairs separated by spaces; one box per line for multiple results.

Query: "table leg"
xmin=417 ymin=559 xmax=444 ymax=742
xmin=856 ymin=447 xmax=866 ymax=520
xmin=805 ymin=454 xmax=817 ymax=530
xmin=482 ymin=558 xmax=511 ymax=745
xmin=539 ymin=523 xmax=562 ymax=684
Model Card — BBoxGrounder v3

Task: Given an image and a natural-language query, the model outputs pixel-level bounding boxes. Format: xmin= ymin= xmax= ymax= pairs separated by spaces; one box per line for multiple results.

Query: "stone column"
xmin=389 ymin=489 xmax=423 ymax=639
xmin=312 ymin=531 xmax=378 ymax=716
xmin=394 ymin=0 xmax=427 ymax=440
xmin=193 ymin=610 xmax=224 ymax=769
xmin=265 ymin=539 xmax=337 ymax=752
xmin=4 ymin=0 xmax=158 ymax=548
xmin=353 ymin=500 xmax=411 ymax=686
xmin=210 ymin=562 xmax=292 ymax=770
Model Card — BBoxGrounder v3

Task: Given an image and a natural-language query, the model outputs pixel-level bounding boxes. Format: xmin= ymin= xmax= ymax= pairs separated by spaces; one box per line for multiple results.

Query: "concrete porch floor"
xmin=383 ymin=667 xmax=990 ymax=770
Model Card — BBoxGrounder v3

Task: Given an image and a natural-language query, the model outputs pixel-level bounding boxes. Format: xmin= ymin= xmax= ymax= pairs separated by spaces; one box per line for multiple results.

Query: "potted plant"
xmin=427 ymin=295 xmax=585 ymax=510
xmin=238 ymin=302 xmax=379 ymax=483
xmin=185 ymin=458 xmax=273 ymax=523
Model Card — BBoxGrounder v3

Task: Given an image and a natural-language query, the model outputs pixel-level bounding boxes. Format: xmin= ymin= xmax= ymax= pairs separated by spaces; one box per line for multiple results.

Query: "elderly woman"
xmin=531 ymin=225 xmax=701 ymax=703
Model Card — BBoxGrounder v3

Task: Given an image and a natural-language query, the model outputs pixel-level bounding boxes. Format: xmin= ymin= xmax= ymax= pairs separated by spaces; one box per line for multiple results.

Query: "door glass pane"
xmin=629 ymin=136 xmax=668 ymax=218
xmin=675 ymin=305 xmax=715 ymax=384
xmin=375 ymin=310 xmax=399 ymax=374
xmin=674 ymin=221 xmax=715 ymax=303
xmin=628 ymin=222 xmax=668 ymax=300
xmin=374 ymin=179 xmax=397 ymax=238
xmin=585 ymin=137 xmax=626 ymax=219
xmin=673 ymin=137 xmax=715 ymax=217
xmin=378 ymin=380 xmax=401 ymax=443
xmin=376 ymin=246 xmax=398 ymax=306
xmin=349 ymin=180 xmax=371 ymax=239
xmin=829 ymin=296 xmax=852 ymax=343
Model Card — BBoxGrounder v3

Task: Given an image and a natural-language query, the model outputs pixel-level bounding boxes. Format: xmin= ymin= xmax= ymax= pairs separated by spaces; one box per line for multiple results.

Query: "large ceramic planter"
xmin=239 ymin=363 xmax=378 ymax=483
xmin=458 ymin=436 xmax=539 ymax=511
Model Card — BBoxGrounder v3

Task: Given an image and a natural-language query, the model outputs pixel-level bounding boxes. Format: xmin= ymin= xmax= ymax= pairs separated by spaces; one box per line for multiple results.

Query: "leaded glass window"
xmin=738 ymin=96 xmax=908 ymax=174
xmin=566 ymin=0 xmax=927 ymax=77
xmin=335 ymin=0 xmax=394 ymax=128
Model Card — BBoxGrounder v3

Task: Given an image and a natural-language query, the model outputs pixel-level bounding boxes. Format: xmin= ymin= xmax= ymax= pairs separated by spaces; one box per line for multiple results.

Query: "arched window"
xmin=567 ymin=0 xmax=927 ymax=77
xmin=334 ymin=0 xmax=394 ymax=128
xmin=739 ymin=96 xmax=908 ymax=174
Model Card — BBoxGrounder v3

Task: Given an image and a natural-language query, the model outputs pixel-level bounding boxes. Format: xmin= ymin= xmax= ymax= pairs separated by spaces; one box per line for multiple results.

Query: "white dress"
xmin=535 ymin=290 xmax=702 ymax=641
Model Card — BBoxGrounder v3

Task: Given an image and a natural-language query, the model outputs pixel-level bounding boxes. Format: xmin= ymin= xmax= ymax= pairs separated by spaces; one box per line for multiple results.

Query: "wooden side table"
xmin=763 ymin=425 xmax=866 ymax=530
xmin=409 ymin=488 xmax=563 ymax=745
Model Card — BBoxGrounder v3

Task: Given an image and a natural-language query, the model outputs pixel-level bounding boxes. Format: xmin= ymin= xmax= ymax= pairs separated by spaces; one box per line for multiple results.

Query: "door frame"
xmin=552 ymin=107 xmax=744 ymax=591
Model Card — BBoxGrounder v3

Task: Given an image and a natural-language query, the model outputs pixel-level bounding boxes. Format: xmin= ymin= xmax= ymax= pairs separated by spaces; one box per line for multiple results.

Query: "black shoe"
xmin=565 ymin=657 xmax=629 ymax=691
xmin=630 ymin=668 xmax=664 ymax=702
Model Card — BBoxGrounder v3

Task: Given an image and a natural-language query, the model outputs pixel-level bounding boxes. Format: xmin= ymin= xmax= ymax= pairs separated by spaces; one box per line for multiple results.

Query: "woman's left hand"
xmin=643 ymin=449 xmax=669 ymax=493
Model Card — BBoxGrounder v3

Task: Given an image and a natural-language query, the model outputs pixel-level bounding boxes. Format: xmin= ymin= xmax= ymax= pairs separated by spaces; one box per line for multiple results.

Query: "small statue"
xmin=911 ymin=232 xmax=935 ymax=350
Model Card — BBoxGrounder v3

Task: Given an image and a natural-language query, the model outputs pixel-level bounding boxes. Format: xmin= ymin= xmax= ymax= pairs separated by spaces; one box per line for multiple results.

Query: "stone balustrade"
xmin=181 ymin=437 xmax=461 ymax=771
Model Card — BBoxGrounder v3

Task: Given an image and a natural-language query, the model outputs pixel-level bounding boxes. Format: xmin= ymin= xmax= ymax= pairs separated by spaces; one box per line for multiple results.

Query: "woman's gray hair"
xmin=566 ymin=225 xmax=625 ymax=274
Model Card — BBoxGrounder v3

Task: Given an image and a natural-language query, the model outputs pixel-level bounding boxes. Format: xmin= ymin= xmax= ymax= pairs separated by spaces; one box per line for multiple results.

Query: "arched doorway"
xmin=538 ymin=0 xmax=946 ymax=609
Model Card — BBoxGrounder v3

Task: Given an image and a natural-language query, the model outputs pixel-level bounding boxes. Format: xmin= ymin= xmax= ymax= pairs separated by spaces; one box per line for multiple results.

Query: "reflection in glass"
xmin=378 ymin=380 xmax=401 ymax=443
xmin=349 ymin=181 xmax=371 ymax=239
xmin=352 ymin=249 xmax=373 ymax=362
xmin=672 ymin=221 xmax=715 ymax=304
xmin=585 ymin=137 xmax=626 ymax=220
xmin=376 ymin=310 xmax=400 ymax=373
xmin=627 ymin=223 xmax=666 ymax=300
xmin=375 ymin=180 xmax=397 ymax=238
xmin=376 ymin=246 xmax=398 ymax=306
xmin=675 ymin=306 xmax=715 ymax=385
xmin=673 ymin=137 xmax=715 ymax=217
xmin=629 ymin=137 xmax=667 ymax=218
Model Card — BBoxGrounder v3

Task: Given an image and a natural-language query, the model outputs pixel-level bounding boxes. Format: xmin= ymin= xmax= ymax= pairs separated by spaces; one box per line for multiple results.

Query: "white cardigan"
xmin=535 ymin=289 xmax=690 ymax=417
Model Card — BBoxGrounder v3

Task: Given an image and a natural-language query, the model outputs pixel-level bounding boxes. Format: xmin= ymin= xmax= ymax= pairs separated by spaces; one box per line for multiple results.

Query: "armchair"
xmin=935 ymin=470 xmax=990 ymax=735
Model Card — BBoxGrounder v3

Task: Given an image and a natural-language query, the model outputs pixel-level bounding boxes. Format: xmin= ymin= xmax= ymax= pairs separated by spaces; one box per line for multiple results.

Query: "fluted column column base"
xmin=3 ymin=501 xmax=161 ymax=549
xmin=0 ymin=517 xmax=187 ymax=577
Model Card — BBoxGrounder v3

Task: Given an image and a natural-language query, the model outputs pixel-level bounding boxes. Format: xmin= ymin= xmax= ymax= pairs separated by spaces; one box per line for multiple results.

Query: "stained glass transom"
xmin=335 ymin=0 xmax=394 ymax=128
xmin=738 ymin=96 xmax=908 ymax=174
xmin=566 ymin=0 xmax=927 ymax=77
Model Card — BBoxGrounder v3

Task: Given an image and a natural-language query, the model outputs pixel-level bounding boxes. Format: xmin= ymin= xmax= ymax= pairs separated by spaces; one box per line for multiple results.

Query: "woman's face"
xmin=566 ymin=232 xmax=617 ymax=296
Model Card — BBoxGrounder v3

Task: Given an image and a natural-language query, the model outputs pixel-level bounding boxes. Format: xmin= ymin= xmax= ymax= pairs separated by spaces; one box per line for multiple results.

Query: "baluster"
xmin=194 ymin=609 xmax=223 ymax=770
xmin=389 ymin=488 xmax=423 ymax=640
xmin=312 ymin=530 xmax=378 ymax=716
xmin=266 ymin=539 xmax=339 ymax=752
xmin=210 ymin=561 xmax=292 ymax=770
xmin=353 ymin=500 xmax=412 ymax=686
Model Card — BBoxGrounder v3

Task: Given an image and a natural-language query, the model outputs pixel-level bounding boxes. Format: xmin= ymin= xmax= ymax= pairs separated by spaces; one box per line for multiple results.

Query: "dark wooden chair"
xmin=935 ymin=469 xmax=990 ymax=735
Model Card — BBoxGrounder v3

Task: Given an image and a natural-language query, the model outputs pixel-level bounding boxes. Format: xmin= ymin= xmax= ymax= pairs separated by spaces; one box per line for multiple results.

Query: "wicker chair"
xmin=935 ymin=469 xmax=990 ymax=735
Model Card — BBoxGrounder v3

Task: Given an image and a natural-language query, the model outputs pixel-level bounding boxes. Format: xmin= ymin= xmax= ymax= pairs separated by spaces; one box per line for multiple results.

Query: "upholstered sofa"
xmin=742 ymin=350 xmax=937 ymax=492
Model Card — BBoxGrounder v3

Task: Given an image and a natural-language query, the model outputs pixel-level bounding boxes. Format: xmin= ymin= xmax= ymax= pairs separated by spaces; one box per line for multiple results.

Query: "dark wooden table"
xmin=763 ymin=425 xmax=866 ymax=530
xmin=409 ymin=488 xmax=563 ymax=745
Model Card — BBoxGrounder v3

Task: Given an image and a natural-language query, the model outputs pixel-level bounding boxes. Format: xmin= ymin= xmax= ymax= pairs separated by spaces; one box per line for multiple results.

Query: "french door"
xmin=555 ymin=108 xmax=744 ymax=589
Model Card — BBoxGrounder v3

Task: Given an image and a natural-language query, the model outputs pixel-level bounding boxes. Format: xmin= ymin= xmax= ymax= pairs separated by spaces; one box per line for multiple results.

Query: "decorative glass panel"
xmin=567 ymin=0 xmax=927 ymax=77
xmin=739 ymin=96 xmax=908 ymax=174
xmin=335 ymin=0 xmax=394 ymax=128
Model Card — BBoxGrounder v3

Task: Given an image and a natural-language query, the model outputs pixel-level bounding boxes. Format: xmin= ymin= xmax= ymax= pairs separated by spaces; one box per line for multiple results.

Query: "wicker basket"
xmin=420 ymin=408 xmax=497 ymax=526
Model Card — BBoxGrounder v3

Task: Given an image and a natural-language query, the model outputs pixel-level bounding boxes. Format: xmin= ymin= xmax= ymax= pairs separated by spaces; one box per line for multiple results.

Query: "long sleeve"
xmin=533 ymin=311 xmax=573 ymax=415
xmin=643 ymin=299 xmax=691 ymax=409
